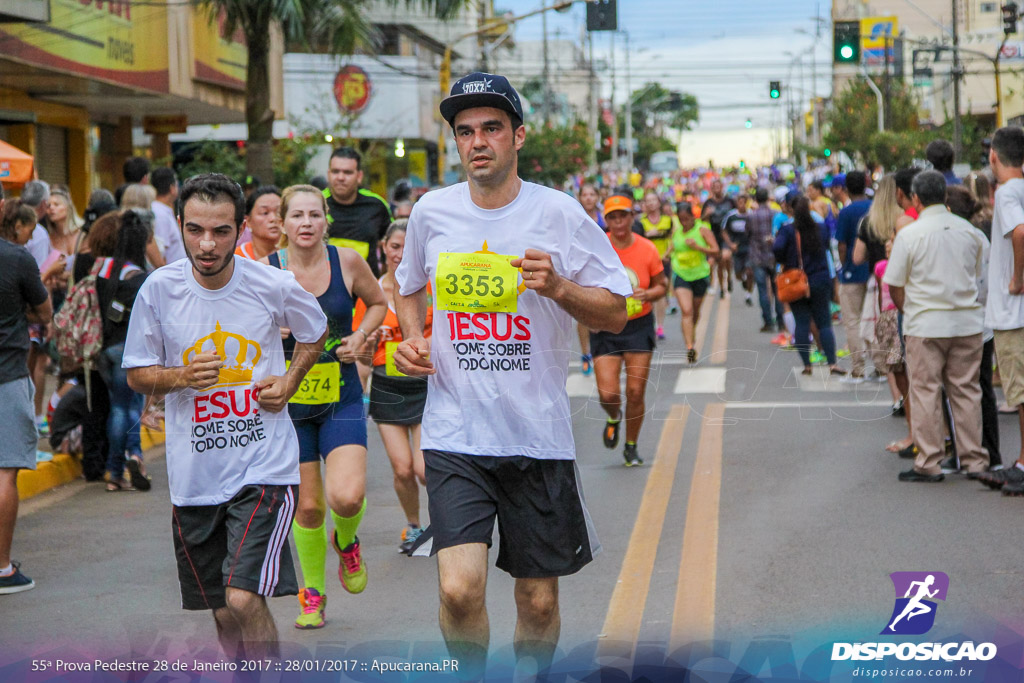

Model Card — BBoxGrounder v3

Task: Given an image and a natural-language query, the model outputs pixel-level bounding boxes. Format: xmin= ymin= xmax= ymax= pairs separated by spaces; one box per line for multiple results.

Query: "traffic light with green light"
xmin=769 ymin=81 xmax=781 ymax=99
xmin=823 ymin=148 xmax=832 ymax=157
xmin=833 ymin=21 xmax=860 ymax=64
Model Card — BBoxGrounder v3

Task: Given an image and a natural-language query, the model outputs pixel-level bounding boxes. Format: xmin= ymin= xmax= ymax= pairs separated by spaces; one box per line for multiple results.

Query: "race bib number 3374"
xmin=436 ymin=252 xmax=519 ymax=313
xmin=286 ymin=361 xmax=342 ymax=405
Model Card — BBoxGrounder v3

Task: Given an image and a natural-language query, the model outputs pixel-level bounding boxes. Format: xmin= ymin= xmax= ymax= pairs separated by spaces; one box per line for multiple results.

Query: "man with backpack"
xmin=0 ymin=186 xmax=53 ymax=594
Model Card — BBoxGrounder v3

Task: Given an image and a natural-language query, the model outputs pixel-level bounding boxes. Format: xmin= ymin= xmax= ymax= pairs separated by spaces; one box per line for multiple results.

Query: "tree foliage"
xmin=824 ymin=77 xmax=987 ymax=170
xmin=823 ymin=77 xmax=923 ymax=169
xmin=518 ymin=122 xmax=591 ymax=187
xmin=175 ymin=138 xmax=319 ymax=188
xmin=195 ymin=0 xmax=469 ymax=183
xmin=629 ymin=82 xmax=699 ymax=137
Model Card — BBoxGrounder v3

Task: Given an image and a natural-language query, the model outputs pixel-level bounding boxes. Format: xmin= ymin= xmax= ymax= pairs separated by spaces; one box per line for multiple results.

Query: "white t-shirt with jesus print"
xmin=395 ymin=181 xmax=632 ymax=460
xmin=123 ymin=257 xmax=327 ymax=506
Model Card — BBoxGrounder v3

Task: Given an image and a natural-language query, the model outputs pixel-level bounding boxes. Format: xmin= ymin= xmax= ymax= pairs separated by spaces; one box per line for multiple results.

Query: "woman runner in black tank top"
xmin=261 ymin=185 xmax=385 ymax=629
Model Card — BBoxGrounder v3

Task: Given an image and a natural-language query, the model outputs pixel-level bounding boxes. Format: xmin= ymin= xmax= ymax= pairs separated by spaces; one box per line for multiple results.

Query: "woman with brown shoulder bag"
xmin=773 ymin=193 xmax=845 ymax=377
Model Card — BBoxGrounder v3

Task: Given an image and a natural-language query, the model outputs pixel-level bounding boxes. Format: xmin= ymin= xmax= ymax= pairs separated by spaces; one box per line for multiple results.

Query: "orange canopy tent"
xmin=0 ymin=139 xmax=34 ymax=185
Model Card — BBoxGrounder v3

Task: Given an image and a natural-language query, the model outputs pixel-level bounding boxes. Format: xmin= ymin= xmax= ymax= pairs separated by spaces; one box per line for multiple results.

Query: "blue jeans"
xmin=790 ymin=281 xmax=837 ymax=367
xmin=753 ymin=265 xmax=785 ymax=327
xmin=104 ymin=344 xmax=143 ymax=480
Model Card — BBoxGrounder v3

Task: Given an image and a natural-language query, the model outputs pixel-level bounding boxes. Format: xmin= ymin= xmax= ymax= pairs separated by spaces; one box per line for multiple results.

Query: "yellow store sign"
xmin=861 ymin=16 xmax=898 ymax=66
xmin=192 ymin=8 xmax=247 ymax=91
xmin=0 ymin=0 xmax=170 ymax=92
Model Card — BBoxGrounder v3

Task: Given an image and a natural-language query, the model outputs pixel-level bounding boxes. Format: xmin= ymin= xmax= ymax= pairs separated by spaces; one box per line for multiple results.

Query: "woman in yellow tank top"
xmin=671 ymin=202 xmax=719 ymax=363
xmin=640 ymin=191 xmax=679 ymax=340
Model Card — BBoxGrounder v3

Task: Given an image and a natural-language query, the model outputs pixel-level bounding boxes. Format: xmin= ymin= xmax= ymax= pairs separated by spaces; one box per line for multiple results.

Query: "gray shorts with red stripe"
xmin=171 ymin=484 xmax=298 ymax=611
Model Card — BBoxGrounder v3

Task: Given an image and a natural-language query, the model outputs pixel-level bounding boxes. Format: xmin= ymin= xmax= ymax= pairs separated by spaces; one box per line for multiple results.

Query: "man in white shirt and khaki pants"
xmin=884 ymin=170 xmax=989 ymax=482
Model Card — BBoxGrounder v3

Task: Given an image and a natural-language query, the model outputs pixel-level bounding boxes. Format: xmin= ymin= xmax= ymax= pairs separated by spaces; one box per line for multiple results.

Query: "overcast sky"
xmin=501 ymin=0 xmax=835 ymax=165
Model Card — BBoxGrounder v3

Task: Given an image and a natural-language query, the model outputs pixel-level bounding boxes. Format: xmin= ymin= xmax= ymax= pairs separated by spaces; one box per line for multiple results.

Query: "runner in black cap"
xmin=393 ymin=72 xmax=631 ymax=676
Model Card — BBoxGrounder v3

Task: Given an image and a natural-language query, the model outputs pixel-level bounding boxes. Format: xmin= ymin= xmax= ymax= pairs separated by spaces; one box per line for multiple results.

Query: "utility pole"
xmin=996 ymin=33 xmax=1009 ymax=127
xmin=880 ymin=35 xmax=888 ymax=129
xmin=797 ymin=56 xmax=808 ymax=146
xmin=787 ymin=71 xmax=795 ymax=157
xmin=952 ymin=0 xmax=963 ymax=159
xmin=609 ymin=31 xmax=617 ymax=170
xmin=588 ymin=29 xmax=598 ymax=168
xmin=542 ymin=9 xmax=551 ymax=126
xmin=478 ymin=0 xmax=488 ymax=70
xmin=811 ymin=1 xmax=820 ymax=146
xmin=624 ymin=30 xmax=633 ymax=171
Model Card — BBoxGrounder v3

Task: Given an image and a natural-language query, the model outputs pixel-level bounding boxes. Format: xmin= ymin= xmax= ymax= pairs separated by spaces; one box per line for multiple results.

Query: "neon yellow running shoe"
xmin=332 ymin=533 xmax=367 ymax=594
xmin=294 ymin=588 xmax=326 ymax=629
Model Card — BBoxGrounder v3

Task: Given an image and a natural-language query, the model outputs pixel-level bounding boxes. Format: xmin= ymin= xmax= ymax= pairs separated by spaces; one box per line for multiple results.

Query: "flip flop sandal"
xmin=106 ymin=478 xmax=135 ymax=492
xmin=126 ymin=457 xmax=152 ymax=492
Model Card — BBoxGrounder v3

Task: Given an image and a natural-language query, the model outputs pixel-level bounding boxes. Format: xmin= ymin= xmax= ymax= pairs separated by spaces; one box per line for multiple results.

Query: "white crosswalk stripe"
xmin=673 ymin=368 xmax=727 ymax=394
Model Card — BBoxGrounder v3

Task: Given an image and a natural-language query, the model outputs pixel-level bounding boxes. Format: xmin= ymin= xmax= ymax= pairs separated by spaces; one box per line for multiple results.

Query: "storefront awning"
xmin=0 ymin=139 xmax=33 ymax=185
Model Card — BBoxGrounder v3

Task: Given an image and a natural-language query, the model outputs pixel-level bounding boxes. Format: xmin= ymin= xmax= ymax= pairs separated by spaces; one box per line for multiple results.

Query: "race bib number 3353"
xmin=436 ymin=252 xmax=519 ymax=313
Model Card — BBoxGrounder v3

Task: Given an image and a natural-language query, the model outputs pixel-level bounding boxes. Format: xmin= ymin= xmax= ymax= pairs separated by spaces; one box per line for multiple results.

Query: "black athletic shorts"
xmin=732 ymin=249 xmax=751 ymax=274
xmin=672 ymin=274 xmax=710 ymax=298
xmin=418 ymin=450 xmax=600 ymax=578
xmin=171 ymin=484 xmax=298 ymax=610
xmin=589 ymin=313 xmax=656 ymax=358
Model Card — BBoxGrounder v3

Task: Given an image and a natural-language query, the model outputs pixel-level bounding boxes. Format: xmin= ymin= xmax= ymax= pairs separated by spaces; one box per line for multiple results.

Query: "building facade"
xmin=0 ymin=0 xmax=283 ymax=207
xmin=832 ymin=0 xmax=1023 ymax=133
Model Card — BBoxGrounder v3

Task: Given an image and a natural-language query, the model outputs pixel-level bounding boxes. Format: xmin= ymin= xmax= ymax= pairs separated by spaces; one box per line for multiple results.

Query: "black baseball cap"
xmin=439 ymin=72 xmax=525 ymax=128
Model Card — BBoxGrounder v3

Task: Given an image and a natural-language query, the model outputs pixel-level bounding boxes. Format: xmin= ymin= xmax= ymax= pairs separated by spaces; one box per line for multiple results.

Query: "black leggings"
xmin=790 ymin=281 xmax=837 ymax=366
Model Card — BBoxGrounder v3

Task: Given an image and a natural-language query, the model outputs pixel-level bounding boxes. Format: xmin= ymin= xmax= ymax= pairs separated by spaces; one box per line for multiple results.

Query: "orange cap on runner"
xmin=603 ymin=195 xmax=633 ymax=217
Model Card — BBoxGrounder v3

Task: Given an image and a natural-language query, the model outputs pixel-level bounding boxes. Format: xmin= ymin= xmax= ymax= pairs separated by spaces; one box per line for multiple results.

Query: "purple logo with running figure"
xmin=881 ymin=572 xmax=949 ymax=635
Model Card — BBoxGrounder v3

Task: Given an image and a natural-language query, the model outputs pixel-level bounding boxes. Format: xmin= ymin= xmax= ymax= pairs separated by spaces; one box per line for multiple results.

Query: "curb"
xmin=18 ymin=426 xmax=166 ymax=501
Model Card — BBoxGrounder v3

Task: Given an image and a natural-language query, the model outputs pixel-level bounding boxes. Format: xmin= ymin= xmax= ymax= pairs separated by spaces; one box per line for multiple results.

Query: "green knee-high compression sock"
xmin=331 ymin=498 xmax=366 ymax=550
xmin=291 ymin=520 xmax=328 ymax=594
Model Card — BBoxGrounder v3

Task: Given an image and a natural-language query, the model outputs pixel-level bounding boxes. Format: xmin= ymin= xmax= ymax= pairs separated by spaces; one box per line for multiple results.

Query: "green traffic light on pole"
xmin=769 ymin=80 xmax=781 ymax=99
xmin=824 ymin=148 xmax=832 ymax=157
xmin=833 ymin=21 xmax=860 ymax=64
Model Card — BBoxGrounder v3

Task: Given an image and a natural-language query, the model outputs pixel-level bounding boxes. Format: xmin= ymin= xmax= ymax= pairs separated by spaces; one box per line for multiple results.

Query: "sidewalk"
xmin=17 ymin=426 xmax=165 ymax=500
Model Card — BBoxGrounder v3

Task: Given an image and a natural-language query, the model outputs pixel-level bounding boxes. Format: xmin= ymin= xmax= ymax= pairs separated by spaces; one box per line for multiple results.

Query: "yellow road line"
xmin=669 ymin=402 xmax=725 ymax=650
xmin=711 ymin=295 xmax=731 ymax=363
xmin=597 ymin=404 xmax=690 ymax=660
xmin=693 ymin=296 xmax=712 ymax=357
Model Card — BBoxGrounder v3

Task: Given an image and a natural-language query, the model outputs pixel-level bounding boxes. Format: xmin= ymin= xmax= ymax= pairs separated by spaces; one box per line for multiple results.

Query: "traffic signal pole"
xmin=996 ymin=37 xmax=1007 ymax=127
xmin=860 ymin=64 xmax=885 ymax=133
xmin=624 ymin=30 xmax=633 ymax=171
xmin=998 ymin=3 xmax=1018 ymax=127
xmin=952 ymin=0 xmax=963 ymax=161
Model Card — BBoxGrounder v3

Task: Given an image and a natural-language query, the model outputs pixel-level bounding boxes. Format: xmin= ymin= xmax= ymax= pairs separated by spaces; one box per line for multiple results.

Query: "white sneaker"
xmin=839 ymin=374 xmax=866 ymax=384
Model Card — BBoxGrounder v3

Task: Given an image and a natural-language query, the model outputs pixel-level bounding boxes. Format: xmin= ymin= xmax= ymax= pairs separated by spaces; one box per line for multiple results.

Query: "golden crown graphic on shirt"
xmin=182 ymin=322 xmax=262 ymax=387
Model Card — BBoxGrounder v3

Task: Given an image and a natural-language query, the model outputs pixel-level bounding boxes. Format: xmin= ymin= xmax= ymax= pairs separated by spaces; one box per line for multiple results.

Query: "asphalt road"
xmin=3 ymin=288 xmax=1023 ymax=682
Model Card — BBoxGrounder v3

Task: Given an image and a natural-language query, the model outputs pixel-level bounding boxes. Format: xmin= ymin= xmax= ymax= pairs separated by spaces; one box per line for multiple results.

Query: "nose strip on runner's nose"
xmin=200 ymin=240 xmax=216 ymax=251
